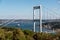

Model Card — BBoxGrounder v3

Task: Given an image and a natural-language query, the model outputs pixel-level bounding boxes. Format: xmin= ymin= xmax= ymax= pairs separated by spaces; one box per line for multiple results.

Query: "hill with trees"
xmin=0 ymin=27 xmax=60 ymax=40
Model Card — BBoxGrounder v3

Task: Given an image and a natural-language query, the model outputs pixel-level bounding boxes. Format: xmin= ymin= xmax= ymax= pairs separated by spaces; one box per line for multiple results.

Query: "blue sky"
xmin=0 ymin=0 xmax=60 ymax=19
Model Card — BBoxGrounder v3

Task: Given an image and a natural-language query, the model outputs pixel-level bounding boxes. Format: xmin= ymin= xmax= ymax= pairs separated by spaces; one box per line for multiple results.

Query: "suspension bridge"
xmin=33 ymin=5 xmax=60 ymax=33
xmin=0 ymin=5 xmax=60 ymax=33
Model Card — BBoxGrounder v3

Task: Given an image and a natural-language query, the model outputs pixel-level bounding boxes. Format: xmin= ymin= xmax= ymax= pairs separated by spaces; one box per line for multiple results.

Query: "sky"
xmin=0 ymin=0 xmax=60 ymax=19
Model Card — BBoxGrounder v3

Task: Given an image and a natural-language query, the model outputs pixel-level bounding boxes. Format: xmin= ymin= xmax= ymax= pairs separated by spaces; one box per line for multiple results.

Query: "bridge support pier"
xmin=33 ymin=5 xmax=42 ymax=32
xmin=39 ymin=5 xmax=42 ymax=32
xmin=34 ymin=22 xmax=36 ymax=32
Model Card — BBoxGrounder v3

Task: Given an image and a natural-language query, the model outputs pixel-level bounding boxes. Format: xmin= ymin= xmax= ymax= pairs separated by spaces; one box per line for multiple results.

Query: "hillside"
xmin=0 ymin=27 xmax=60 ymax=40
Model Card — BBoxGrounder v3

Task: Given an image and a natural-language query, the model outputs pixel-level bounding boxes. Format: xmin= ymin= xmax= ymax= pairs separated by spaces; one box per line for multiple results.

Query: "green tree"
xmin=13 ymin=28 xmax=26 ymax=40
xmin=5 ymin=31 xmax=13 ymax=40
xmin=0 ymin=29 xmax=5 ymax=40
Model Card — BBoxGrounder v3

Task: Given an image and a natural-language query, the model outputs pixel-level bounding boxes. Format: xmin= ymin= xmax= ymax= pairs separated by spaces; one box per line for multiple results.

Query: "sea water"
xmin=3 ymin=21 xmax=55 ymax=33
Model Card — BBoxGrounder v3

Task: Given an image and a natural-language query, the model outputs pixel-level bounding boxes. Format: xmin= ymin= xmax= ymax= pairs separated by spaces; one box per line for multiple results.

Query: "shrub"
xmin=56 ymin=32 xmax=60 ymax=40
xmin=5 ymin=31 xmax=13 ymax=40
xmin=25 ymin=35 xmax=34 ymax=40
xmin=0 ymin=29 xmax=5 ymax=40
xmin=23 ymin=30 xmax=35 ymax=37
xmin=23 ymin=30 xmax=35 ymax=40
xmin=1 ymin=27 xmax=16 ymax=31
xmin=0 ymin=27 xmax=60 ymax=40
xmin=33 ymin=32 xmax=57 ymax=40
xmin=13 ymin=28 xmax=26 ymax=40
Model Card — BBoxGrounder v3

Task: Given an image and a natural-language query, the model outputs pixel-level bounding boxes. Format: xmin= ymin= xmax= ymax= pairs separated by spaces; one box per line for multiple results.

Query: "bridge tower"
xmin=33 ymin=5 xmax=42 ymax=32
